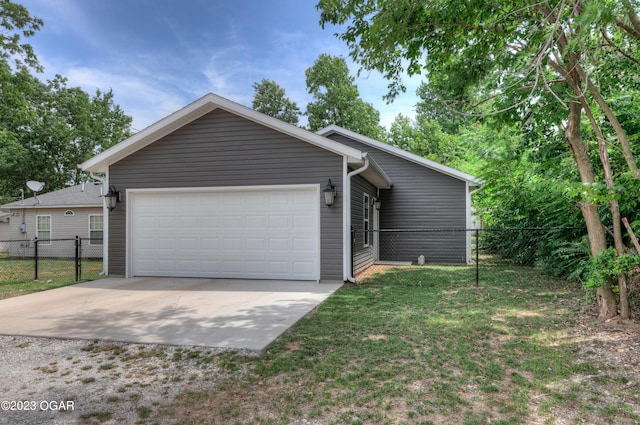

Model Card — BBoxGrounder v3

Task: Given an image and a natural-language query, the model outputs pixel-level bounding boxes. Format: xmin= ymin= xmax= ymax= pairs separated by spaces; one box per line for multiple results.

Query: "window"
xmin=36 ymin=215 xmax=51 ymax=244
xmin=64 ymin=210 xmax=75 ymax=216
xmin=363 ymin=193 xmax=370 ymax=247
xmin=89 ymin=215 xmax=104 ymax=245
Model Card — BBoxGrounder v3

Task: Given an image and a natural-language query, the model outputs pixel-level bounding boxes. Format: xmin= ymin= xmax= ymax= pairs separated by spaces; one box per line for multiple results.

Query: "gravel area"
xmin=0 ymin=335 xmax=252 ymax=425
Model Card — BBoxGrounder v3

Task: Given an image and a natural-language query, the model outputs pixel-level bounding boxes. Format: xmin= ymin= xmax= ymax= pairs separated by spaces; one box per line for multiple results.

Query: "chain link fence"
xmin=0 ymin=237 xmax=104 ymax=284
xmin=352 ymin=228 xmax=587 ymax=286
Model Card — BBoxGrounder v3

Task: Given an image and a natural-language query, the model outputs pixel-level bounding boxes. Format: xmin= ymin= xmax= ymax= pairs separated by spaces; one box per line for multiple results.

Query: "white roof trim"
xmin=317 ymin=125 xmax=481 ymax=185
xmin=362 ymin=153 xmax=392 ymax=189
xmin=81 ymin=93 xmax=365 ymax=173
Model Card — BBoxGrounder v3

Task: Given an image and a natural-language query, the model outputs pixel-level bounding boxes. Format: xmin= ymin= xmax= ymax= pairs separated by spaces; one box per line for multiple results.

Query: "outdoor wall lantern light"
xmin=104 ymin=185 xmax=120 ymax=211
xmin=373 ymin=197 xmax=381 ymax=211
xmin=323 ymin=179 xmax=337 ymax=207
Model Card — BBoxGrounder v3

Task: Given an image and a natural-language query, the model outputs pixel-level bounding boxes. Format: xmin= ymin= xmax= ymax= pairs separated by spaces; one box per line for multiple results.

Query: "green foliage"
xmin=464 ymin=120 xmax=593 ymax=279
xmin=584 ymin=247 xmax=640 ymax=290
xmin=387 ymin=114 xmax=460 ymax=165
xmin=0 ymin=0 xmax=43 ymax=71
xmin=0 ymin=63 xmax=132 ymax=201
xmin=416 ymin=82 xmax=467 ymax=134
xmin=251 ymin=79 xmax=300 ymax=125
xmin=317 ymin=0 xmax=640 ymax=320
xmin=0 ymin=2 xmax=132 ymax=201
xmin=305 ymin=54 xmax=384 ymax=139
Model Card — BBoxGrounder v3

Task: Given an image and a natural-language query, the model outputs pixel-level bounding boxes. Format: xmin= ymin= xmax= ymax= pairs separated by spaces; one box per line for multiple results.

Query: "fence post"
xmin=475 ymin=228 xmax=479 ymax=287
xmin=75 ymin=236 xmax=80 ymax=281
xmin=34 ymin=237 xmax=38 ymax=281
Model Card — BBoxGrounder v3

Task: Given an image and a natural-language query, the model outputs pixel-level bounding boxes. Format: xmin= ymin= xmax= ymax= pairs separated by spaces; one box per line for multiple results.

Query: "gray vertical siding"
xmin=328 ymin=134 xmax=468 ymax=263
xmin=351 ymin=174 xmax=376 ymax=274
xmin=108 ymin=109 xmax=345 ymax=280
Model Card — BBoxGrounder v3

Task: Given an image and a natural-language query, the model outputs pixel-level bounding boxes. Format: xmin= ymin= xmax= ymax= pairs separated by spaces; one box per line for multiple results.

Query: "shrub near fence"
xmin=0 ymin=237 xmax=104 ymax=284
xmin=352 ymin=228 xmax=587 ymax=286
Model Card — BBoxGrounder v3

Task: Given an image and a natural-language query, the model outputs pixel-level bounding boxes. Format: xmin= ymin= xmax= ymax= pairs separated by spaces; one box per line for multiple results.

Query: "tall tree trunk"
xmin=582 ymin=75 xmax=639 ymax=178
xmin=580 ymin=97 xmax=630 ymax=319
xmin=565 ymin=101 xmax=618 ymax=319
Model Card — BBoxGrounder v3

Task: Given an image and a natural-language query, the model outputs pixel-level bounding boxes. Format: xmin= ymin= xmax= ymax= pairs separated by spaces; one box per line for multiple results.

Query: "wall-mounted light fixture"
xmin=373 ymin=197 xmax=381 ymax=211
xmin=104 ymin=185 xmax=120 ymax=211
xmin=323 ymin=179 xmax=337 ymax=207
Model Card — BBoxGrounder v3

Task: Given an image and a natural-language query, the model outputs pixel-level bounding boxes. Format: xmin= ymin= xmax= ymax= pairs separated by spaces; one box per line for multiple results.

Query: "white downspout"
xmin=467 ymin=184 xmax=482 ymax=228
xmin=89 ymin=172 xmax=108 ymax=276
xmin=466 ymin=183 xmax=482 ymax=262
xmin=344 ymin=155 xmax=370 ymax=282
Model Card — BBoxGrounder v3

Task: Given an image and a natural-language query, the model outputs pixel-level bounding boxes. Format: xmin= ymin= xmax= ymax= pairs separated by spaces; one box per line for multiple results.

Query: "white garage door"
xmin=129 ymin=187 xmax=319 ymax=280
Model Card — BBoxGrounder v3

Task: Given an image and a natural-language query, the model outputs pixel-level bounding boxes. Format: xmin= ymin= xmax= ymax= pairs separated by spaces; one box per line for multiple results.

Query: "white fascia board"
xmin=317 ymin=125 xmax=482 ymax=186
xmin=82 ymin=93 xmax=365 ymax=173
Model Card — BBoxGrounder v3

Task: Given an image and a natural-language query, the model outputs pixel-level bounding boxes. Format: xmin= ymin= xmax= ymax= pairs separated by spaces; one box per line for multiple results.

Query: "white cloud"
xmin=65 ymin=67 xmax=189 ymax=131
xmin=22 ymin=0 xmax=423 ymax=135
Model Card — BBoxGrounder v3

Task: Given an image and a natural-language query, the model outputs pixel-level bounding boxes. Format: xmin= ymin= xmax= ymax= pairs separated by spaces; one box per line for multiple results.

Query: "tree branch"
xmin=601 ymin=29 xmax=640 ymax=65
xmin=620 ymin=0 xmax=640 ymax=40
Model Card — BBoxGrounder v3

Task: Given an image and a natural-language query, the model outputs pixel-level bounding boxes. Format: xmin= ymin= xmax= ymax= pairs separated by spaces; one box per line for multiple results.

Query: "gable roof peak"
xmin=81 ymin=93 xmax=365 ymax=173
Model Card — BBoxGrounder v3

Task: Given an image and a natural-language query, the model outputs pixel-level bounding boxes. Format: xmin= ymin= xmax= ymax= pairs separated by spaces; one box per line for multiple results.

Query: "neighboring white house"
xmin=0 ymin=183 xmax=104 ymax=258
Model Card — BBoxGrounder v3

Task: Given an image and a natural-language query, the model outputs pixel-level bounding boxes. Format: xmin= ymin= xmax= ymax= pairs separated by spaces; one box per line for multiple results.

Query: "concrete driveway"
xmin=0 ymin=278 xmax=342 ymax=352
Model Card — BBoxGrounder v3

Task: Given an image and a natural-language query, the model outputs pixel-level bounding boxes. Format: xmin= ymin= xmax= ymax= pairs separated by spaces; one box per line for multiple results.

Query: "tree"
xmin=317 ymin=0 xmax=640 ymax=321
xmin=387 ymin=114 xmax=459 ymax=166
xmin=0 ymin=67 xmax=132 ymax=200
xmin=251 ymin=79 xmax=300 ymax=125
xmin=305 ymin=53 xmax=384 ymax=139
xmin=0 ymin=0 xmax=43 ymax=71
xmin=415 ymin=83 xmax=467 ymax=135
xmin=0 ymin=1 xmax=132 ymax=202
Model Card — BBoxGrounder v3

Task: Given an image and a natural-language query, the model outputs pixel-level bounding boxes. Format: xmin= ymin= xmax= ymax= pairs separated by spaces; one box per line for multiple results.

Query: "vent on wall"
xmin=64 ymin=210 xmax=75 ymax=216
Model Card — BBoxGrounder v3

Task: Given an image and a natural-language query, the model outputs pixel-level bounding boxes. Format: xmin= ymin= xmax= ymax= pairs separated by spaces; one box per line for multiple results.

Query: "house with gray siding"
xmin=81 ymin=93 xmax=479 ymax=282
xmin=317 ymin=126 xmax=479 ymax=274
xmin=0 ymin=183 xmax=104 ymax=258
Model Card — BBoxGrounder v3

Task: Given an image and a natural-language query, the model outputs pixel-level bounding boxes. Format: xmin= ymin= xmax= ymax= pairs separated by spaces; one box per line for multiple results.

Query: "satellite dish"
xmin=27 ymin=181 xmax=45 ymax=192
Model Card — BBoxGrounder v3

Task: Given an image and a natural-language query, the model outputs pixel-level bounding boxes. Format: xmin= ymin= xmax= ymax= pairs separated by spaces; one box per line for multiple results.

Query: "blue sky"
xmin=19 ymin=0 xmax=423 ymax=133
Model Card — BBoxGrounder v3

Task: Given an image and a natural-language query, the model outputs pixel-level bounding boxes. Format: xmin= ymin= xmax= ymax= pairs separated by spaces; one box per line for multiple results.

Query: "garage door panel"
xmin=222 ymin=260 xmax=242 ymax=274
xmin=179 ymin=216 xmax=198 ymax=228
xmin=201 ymin=238 xmax=220 ymax=250
xmin=293 ymin=261 xmax=315 ymax=273
xmin=223 ymin=215 xmax=243 ymax=228
xmin=246 ymin=238 xmax=266 ymax=250
xmin=131 ymin=187 xmax=319 ymax=280
xmin=293 ymin=238 xmax=315 ymax=252
xmin=269 ymin=238 xmax=289 ymax=251
xmin=201 ymin=216 xmax=221 ymax=227
xmin=246 ymin=260 xmax=267 ymax=274
xmin=246 ymin=215 xmax=266 ymax=227
xmin=223 ymin=238 xmax=243 ymax=251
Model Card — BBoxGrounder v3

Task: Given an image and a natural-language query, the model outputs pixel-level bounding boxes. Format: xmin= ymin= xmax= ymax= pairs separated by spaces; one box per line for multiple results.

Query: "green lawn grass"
xmin=158 ymin=262 xmax=639 ymax=425
xmin=0 ymin=257 xmax=103 ymax=299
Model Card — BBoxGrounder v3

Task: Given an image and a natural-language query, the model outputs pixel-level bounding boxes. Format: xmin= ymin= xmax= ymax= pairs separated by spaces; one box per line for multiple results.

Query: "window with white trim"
xmin=89 ymin=215 xmax=104 ymax=245
xmin=363 ymin=193 xmax=370 ymax=247
xmin=36 ymin=215 xmax=51 ymax=244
